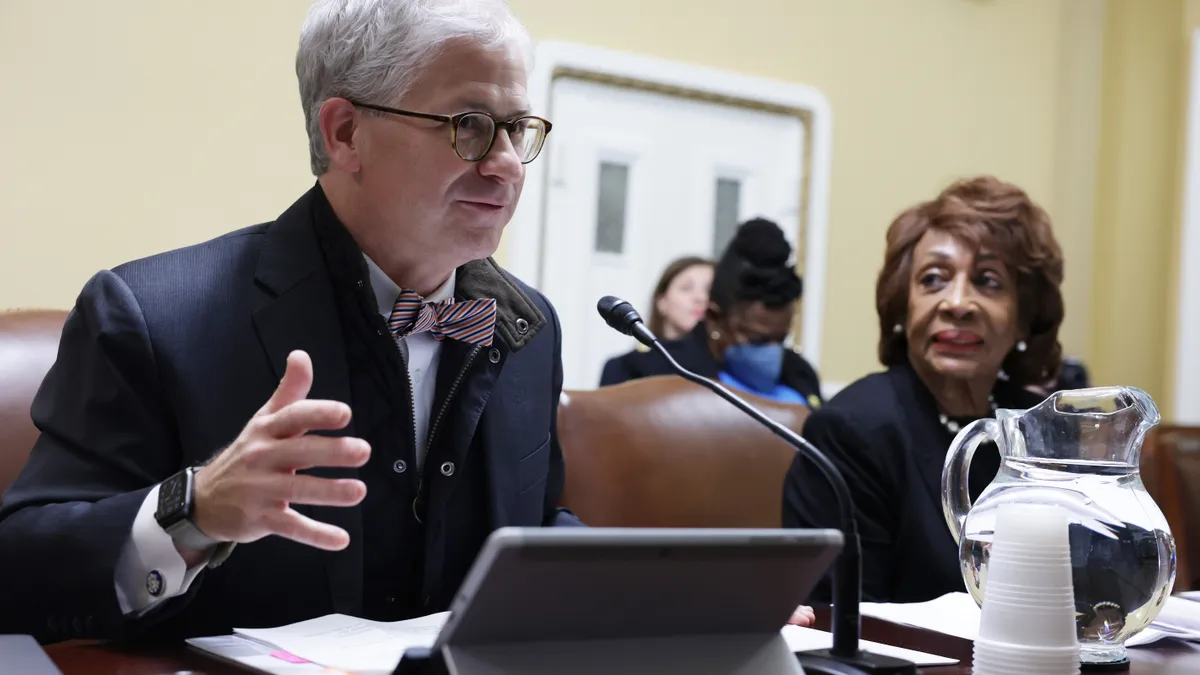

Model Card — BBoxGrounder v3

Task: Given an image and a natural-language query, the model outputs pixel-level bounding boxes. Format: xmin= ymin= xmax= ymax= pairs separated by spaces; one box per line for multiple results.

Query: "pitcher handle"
xmin=941 ymin=417 xmax=1002 ymax=544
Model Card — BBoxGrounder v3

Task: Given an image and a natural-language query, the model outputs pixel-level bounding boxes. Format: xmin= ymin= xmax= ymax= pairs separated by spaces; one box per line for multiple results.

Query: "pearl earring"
xmin=710 ymin=331 xmax=721 ymax=340
xmin=1016 ymin=340 xmax=1027 ymax=353
xmin=893 ymin=324 xmax=903 ymax=334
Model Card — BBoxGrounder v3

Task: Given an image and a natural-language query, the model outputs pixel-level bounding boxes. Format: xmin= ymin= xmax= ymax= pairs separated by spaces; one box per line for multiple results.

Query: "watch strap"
xmin=159 ymin=466 xmax=237 ymax=568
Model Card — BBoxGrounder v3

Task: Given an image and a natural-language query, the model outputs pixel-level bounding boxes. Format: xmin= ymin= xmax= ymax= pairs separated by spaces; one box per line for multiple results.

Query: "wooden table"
xmin=43 ymin=612 xmax=1200 ymax=674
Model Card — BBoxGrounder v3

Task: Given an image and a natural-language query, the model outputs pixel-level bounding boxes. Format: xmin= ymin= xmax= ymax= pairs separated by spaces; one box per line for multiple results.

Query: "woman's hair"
xmin=875 ymin=175 xmax=1065 ymax=386
xmin=710 ymin=218 xmax=803 ymax=314
xmin=647 ymin=256 xmax=714 ymax=338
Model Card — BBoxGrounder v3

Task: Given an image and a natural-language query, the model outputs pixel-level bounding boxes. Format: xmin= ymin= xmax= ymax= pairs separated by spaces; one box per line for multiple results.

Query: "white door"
xmin=539 ymin=77 xmax=805 ymax=391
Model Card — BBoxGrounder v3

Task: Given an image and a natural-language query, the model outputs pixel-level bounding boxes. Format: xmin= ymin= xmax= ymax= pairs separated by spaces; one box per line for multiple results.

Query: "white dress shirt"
xmin=113 ymin=255 xmax=453 ymax=616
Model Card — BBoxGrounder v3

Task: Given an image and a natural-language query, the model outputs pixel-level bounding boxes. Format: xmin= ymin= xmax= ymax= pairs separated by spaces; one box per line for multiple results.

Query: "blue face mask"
xmin=723 ymin=342 xmax=785 ymax=393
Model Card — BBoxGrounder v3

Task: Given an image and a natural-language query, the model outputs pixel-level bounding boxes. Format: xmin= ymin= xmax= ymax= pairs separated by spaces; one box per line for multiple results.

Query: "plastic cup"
xmin=991 ymin=502 xmax=1074 ymax=545
xmin=989 ymin=544 xmax=1071 ymax=562
xmin=982 ymin=588 xmax=1076 ymax=610
xmin=977 ymin=502 xmax=1079 ymax=654
xmin=984 ymin=559 xmax=1073 ymax=590
xmin=991 ymin=537 xmax=1073 ymax=552
xmin=973 ymin=638 xmax=1080 ymax=675
xmin=978 ymin=597 xmax=1078 ymax=646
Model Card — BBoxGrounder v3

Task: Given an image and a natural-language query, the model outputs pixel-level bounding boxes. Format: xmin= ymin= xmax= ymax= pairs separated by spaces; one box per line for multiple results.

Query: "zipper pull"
xmin=412 ymin=479 xmax=424 ymax=523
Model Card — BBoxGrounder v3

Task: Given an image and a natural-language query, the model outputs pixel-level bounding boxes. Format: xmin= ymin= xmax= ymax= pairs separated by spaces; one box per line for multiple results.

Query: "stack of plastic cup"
xmin=973 ymin=502 xmax=1080 ymax=675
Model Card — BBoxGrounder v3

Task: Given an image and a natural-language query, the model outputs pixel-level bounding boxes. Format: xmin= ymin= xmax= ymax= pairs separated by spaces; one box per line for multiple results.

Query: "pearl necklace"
xmin=938 ymin=395 xmax=997 ymax=434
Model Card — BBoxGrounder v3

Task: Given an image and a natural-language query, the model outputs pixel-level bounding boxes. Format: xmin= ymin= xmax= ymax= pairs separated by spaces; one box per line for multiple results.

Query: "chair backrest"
xmin=557 ymin=375 xmax=812 ymax=528
xmin=1142 ymin=425 xmax=1200 ymax=591
xmin=0 ymin=310 xmax=67 ymax=496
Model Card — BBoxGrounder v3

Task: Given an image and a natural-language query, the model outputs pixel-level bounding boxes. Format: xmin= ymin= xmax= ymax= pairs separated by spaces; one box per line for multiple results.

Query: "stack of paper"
xmin=187 ymin=612 xmax=448 ymax=675
xmin=859 ymin=592 xmax=1200 ymax=648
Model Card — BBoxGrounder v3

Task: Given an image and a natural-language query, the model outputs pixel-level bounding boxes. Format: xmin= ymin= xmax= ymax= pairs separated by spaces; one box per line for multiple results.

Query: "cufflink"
xmin=146 ymin=570 xmax=164 ymax=597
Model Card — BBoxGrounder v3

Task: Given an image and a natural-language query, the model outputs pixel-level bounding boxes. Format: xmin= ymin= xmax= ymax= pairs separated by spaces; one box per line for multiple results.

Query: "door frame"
xmin=505 ymin=41 xmax=834 ymax=370
xmin=1172 ymin=30 xmax=1200 ymax=424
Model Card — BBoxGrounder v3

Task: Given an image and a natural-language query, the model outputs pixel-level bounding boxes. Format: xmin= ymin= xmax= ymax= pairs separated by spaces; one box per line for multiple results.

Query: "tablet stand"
xmin=395 ymin=633 xmax=805 ymax=675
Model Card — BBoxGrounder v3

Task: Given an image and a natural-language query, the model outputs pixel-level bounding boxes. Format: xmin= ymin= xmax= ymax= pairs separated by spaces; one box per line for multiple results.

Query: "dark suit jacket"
xmin=782 ymin=362 xmax=1041 ymax=603
xmin=0 ymin=186 xmax=579 ymax=643
xmin=597 ymin=324 xmax=824 ymax=407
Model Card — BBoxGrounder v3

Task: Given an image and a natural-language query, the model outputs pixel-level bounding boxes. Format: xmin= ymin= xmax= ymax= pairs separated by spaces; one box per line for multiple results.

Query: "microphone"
xmin=597 ymin=296 xmax=919 ymax=675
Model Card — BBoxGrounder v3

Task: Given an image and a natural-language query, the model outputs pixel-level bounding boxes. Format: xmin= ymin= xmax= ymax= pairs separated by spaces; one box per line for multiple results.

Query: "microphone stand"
xmin=613 ymin=307 xmax=919 ymax=675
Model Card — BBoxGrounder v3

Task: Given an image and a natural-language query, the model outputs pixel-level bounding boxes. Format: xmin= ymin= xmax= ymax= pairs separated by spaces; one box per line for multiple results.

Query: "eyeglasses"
xmin=348 ymin=100 xmax=552 ymax=164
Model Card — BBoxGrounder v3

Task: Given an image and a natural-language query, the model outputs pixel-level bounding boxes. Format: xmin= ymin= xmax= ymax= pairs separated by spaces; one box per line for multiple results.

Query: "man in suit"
xmin=0 ymin=0 xmax=579 ymax=644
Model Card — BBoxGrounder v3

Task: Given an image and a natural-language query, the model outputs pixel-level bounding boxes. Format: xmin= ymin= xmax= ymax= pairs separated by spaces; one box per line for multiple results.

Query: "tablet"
xmin=435 ymin=527 xmax=842 ymax=649
xmin=0 ymin=635 xmax=62 ymax=675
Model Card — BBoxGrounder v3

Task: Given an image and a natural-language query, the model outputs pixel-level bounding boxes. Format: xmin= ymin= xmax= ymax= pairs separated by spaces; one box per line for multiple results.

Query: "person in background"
xmin=599 ymin=218 xmax=822 ymax=409
xmin=597 ymin=256 xmax=713 ymax=381
xmin=783 ymin=176 xmax=1064 ymax=612
xmin=648 ymin=256 xmax=714 ymax=341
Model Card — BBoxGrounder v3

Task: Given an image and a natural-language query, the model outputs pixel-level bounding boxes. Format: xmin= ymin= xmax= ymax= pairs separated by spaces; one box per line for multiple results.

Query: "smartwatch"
xmin=155 ymin=467 xmax=235 ymax=566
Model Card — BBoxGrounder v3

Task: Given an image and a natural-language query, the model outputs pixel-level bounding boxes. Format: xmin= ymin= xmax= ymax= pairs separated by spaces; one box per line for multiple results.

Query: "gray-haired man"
xmin=0 ymin=0 xmax=579 ymax=643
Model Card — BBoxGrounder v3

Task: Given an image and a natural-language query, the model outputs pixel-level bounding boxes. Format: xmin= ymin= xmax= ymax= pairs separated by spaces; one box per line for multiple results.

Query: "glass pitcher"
xmin=941 ymin=386 xmax=1175 ymax=666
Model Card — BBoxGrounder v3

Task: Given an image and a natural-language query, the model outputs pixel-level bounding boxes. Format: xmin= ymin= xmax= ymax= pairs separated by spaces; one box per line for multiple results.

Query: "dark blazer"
xmin=598 ymin=324 xmax=824 ymax=407
xmin=0 ymin=186 xmax=579 ymax=644
xmin=782 ymin=362 xmax=1041 ymax=603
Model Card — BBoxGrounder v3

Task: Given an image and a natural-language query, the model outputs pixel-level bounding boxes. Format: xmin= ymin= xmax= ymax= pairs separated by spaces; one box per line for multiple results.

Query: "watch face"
xmin=155 ymin=471 xmax=189 ymax=525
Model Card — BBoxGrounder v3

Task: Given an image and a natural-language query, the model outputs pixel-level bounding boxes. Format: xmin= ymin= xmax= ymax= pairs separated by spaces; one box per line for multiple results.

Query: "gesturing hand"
xmin=190 ymin=350 xmax=370 ymax=552
xmin=789 ymin=605 xmax=816 ymax=627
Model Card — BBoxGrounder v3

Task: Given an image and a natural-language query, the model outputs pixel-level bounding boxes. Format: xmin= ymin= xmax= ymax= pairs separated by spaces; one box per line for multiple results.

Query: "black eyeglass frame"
xmin=348 ymin=100 xmax=552 ymax=164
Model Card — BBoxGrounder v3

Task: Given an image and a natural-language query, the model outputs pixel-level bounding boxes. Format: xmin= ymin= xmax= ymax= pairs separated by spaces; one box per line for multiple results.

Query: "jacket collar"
xmin=254 ymin=183 xmax=546 ymax=352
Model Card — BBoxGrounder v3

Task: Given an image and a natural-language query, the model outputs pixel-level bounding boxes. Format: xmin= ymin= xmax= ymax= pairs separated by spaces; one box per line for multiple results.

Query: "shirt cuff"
xmin=114 ymin=484 xmax=212 ymax=617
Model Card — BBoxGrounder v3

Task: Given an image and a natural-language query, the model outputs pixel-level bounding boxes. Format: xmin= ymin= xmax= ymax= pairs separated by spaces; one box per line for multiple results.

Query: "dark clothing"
xmin=783 ymin=362 xmax=1041 ymax=603
xmin=598 ymin=324 xmax=824 ymax=407
xmin=0 ymin=185 xmax=579 ymax=644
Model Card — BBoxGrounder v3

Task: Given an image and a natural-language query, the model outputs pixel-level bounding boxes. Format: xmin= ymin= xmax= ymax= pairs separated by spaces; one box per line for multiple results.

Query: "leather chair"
xmin=557 ymin=375 xmax=812 ymax=528
xmin=0 ymin=310 xmax=67 ymax=497
xmin=1142 ymin=425 xmax=1200 ymax=591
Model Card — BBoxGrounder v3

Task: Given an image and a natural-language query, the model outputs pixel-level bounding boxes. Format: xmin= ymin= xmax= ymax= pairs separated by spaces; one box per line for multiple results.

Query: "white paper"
xmin=860 ymin=592 xmax=1200 ymax=649
xmin=233 ymin=611 xmax=448 ymax=674
xmin=186 ymin=635 xmax=327 ymax=675
xmin=861 ymin=592 xmax=982 ymax=641
xmin=780 ymin=625 xmax=958 ymax=666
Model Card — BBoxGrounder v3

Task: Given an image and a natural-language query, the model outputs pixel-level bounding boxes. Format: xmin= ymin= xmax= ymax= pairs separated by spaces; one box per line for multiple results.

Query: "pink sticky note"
xmin=270 ymin=650 xmax=312 ymax=664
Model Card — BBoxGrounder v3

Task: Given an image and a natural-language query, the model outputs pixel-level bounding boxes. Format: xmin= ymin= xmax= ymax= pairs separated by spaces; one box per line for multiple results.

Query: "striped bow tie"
xmin=388 ymin=290 xmax=497 ymax=347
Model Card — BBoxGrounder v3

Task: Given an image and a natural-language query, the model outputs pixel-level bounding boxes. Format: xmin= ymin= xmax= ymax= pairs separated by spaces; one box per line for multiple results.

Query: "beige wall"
xmin=509 ymin=0 xmax=1076 ymax=387
xmin=0 ymin=0 xmax=1184 ymax=408
xmin=1089 ymin=0 xmax=1187 ymax=414
xmin=0 ymin=1 xmax=314 ymax=310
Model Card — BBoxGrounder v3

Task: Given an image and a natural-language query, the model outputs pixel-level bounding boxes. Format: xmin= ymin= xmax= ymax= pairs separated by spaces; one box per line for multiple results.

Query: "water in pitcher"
xmin=959 ymin=457 xmax=1175 ymax=664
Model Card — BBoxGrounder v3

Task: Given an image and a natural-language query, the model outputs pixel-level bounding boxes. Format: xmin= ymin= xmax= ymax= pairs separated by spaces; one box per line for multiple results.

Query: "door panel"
xmin=542 ymin=78 xmax=805 ymax=390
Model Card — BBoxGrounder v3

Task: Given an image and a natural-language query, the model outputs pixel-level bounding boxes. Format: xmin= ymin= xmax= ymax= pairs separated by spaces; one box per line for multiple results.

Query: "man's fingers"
xmin=268 ymin=436 xmax=371 ymax=471
xmin=788 ymin=606 xmax=816 ymax=626
xmin=261 ymin=399 xmax=352 ymax=439
xmin=266 ymin=474 xmax=366 ymax=507
xmin=260 ymin=351 xmax=314 ymax=416
xmin=264 ymin=508 xmax=351 ymax=551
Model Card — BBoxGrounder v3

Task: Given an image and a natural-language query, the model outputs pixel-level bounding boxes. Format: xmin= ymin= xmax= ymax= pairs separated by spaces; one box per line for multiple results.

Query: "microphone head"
xmin=596 ymin=296 xmax=645 ymax=337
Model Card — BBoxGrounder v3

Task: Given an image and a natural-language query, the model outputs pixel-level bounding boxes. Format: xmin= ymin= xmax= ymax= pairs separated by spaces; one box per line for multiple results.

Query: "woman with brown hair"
xmin=648 ymin=255 xmax=715 ymax=341
xmin=783 ymin=175 xmax=1065 ymax=606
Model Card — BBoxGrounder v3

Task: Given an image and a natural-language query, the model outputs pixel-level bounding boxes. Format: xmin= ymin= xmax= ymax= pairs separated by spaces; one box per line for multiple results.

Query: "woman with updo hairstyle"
xmin=599 ymin=218 xmax=823 ymax=409
xmin=782 ymin=175 xmax=1066 ymax=610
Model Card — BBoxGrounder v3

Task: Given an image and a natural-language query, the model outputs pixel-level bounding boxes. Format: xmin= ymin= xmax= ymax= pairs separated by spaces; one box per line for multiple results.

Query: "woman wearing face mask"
xmin=783 ymin=176 xmax=1064 ymax=614
xmin=599 ymin=219 xmax=823 ymax=410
